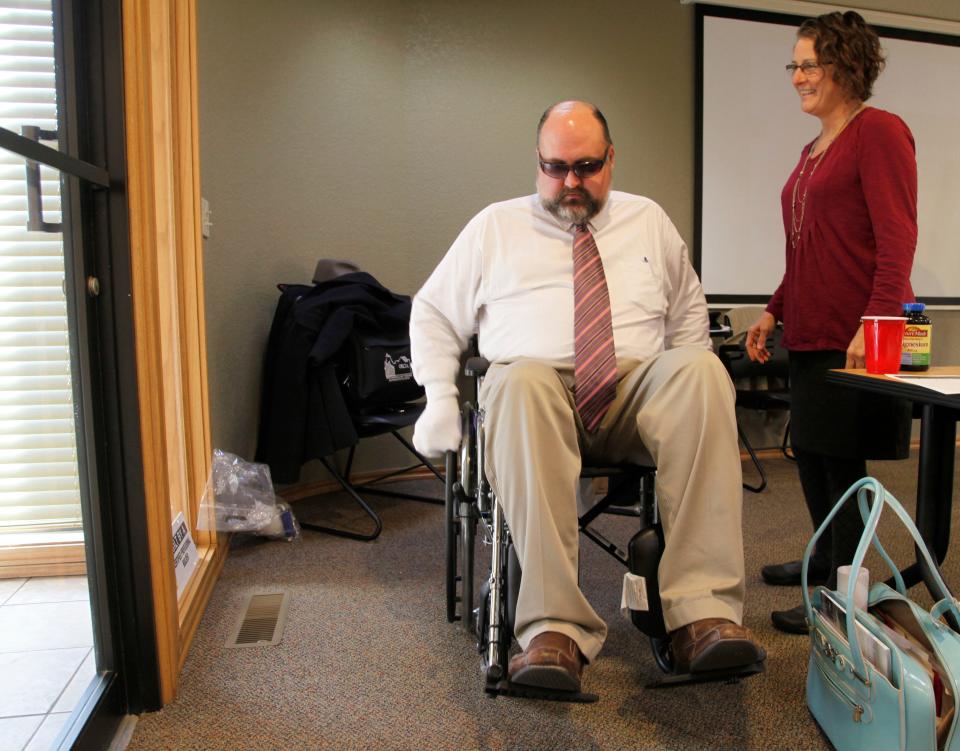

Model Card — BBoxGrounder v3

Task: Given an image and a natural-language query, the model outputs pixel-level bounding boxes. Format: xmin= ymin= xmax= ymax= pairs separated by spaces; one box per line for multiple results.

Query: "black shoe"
xmin=760 ymin=559 xmax=829 ymax=587
xmin=771 ymin=604 xmax=809 ymax=635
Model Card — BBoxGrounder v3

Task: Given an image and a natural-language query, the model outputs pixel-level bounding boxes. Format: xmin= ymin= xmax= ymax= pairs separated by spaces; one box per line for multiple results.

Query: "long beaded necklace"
xmin=790 ymin=103 xmax=865 ymax=248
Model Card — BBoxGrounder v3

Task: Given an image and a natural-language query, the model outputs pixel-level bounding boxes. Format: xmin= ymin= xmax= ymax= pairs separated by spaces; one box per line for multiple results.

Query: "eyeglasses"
xmin=785 ymin=61 xmax=829 ymax=76
xmin=538 ymin=152 xmax=608 ymax=180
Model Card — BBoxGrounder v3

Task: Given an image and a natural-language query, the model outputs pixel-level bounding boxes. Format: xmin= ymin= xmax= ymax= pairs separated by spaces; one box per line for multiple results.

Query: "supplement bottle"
xmin=901 ymin=302 xmax=931 ymax=371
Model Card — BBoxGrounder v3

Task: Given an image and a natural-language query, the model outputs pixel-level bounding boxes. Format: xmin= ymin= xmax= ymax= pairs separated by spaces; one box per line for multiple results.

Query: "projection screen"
xmin=695 ymin=5 xmax=960 ymax=304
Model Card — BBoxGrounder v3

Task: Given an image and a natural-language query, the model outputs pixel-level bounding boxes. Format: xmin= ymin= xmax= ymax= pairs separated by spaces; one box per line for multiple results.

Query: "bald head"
xmin=537 ymin=100 xmax=612 ymax=149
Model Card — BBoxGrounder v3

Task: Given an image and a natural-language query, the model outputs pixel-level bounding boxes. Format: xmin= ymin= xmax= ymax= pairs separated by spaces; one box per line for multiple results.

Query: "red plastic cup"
xmin=861 ymin=316 xmax=906 ymax=374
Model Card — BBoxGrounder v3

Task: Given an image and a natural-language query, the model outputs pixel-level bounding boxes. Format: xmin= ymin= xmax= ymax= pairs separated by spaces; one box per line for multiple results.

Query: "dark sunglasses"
xmin=538 ymin=151 xmax=607 ymax=180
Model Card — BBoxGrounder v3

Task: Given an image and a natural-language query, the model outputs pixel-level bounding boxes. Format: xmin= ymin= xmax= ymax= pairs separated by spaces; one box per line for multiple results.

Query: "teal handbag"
xmin=803 ymin=477 xmax=960 ymax=751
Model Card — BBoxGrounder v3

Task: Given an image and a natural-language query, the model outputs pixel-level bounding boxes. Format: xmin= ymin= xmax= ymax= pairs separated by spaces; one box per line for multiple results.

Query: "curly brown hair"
xmin=798 ymin=11 xmax=885 ymax=102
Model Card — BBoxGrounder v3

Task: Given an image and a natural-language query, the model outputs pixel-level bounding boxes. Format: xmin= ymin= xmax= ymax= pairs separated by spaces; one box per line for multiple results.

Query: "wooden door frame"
xmin=122 ymin=0 xmax=225 ymax=704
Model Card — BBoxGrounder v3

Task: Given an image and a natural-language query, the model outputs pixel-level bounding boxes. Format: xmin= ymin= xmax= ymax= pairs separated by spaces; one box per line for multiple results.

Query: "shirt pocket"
xmin=608 ymin=253 xmax=666 ymax=321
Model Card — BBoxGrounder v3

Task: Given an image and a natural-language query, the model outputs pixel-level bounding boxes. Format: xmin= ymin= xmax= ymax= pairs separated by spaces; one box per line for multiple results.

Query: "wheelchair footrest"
xmin=484 ymin=678 xmax=599 ymax=703
xmin=646 ymin=660 xmax=764 ymax=689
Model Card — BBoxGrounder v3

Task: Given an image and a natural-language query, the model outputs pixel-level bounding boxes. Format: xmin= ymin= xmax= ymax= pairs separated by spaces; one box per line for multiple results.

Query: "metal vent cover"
xmin=225 ymin=592 xmax=290 ymax=648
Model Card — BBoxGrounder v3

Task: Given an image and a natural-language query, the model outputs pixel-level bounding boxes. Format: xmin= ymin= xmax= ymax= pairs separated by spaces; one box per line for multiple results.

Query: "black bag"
xmin=340 ymin=330 xmax=424 ymax=409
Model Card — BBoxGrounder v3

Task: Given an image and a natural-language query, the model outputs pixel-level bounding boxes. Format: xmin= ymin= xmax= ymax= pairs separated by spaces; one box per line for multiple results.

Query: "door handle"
xmin=22 ymin=125 xmax=63 ymax=233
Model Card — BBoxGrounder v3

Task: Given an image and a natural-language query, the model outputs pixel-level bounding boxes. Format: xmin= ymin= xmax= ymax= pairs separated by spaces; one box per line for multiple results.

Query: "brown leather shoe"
xmin=669 ymin=618 xmax=766 ymax=675
xmin=508 ymin=631 xmax=585 ymax=692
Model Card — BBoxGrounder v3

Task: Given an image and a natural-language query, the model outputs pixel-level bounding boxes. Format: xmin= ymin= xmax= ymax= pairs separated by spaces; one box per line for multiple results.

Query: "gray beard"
xmin=540 ymin=187 xmax=604 ymax=224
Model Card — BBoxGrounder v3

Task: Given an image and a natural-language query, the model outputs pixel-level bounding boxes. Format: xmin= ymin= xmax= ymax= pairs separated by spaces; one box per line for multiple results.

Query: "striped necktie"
xmin=573 ymin=223 xmax=617 ymax=432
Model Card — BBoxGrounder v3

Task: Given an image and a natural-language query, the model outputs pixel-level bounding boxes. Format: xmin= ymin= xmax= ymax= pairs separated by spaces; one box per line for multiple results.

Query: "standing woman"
xmin=747 ymin=10 xmax=916 ymax=634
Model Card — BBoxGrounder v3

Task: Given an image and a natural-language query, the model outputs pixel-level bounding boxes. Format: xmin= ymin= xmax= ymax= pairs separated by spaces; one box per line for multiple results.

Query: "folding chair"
xmin=299 ymin=402 xmax=444 ymax=541
xmin=718 ymin=323 xmax=791 ymax=493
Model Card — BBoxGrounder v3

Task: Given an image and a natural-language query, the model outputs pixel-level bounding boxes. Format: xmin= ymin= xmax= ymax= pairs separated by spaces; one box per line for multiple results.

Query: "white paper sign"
xmin=172 ymin=511 xmax=198 ymax=597
xmin=620 ymin=572 xmax=649 ymax=616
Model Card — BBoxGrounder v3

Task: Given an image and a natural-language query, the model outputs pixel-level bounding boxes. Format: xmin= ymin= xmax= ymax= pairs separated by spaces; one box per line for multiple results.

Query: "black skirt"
xmin=788 ymin=350 xmax=911 ymax=460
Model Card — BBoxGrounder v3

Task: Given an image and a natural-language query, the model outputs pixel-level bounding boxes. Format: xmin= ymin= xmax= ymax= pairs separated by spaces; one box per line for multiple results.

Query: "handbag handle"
xmin=931 ymin=597 xmax=960 ymax=622
xmin=802 ymin=477 xmax=960 ymax=682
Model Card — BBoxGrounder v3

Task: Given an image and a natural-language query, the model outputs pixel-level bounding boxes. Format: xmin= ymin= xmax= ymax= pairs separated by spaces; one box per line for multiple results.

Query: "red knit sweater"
xmin=766 ymin=107 xmax=917 ymax=351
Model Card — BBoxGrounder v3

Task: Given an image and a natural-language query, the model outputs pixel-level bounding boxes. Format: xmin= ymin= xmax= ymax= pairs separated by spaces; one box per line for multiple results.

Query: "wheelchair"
xmin=443 ymin=356 xmax=764 ymax=702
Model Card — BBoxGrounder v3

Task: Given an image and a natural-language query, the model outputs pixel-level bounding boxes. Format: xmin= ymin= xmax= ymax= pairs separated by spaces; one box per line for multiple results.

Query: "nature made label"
xmin=901 ymin=324 xmax=931 ymax=366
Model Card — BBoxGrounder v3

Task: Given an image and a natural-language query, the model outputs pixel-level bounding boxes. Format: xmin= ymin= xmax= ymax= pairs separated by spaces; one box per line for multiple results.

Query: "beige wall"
xmin=197 ymin=0 xmax=960 ymax=475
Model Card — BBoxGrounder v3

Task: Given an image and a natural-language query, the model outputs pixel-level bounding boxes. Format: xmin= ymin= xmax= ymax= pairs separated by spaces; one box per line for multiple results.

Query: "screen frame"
xmin=694 ymin=3 xmax=960 ymax=306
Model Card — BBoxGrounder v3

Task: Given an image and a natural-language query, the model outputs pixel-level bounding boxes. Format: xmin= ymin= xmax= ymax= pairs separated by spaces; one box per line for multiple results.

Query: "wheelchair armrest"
xmin=717 ymin=343 xmax=747 ymax=363
xmin=465 ymin=356 xmax=490 ymax=377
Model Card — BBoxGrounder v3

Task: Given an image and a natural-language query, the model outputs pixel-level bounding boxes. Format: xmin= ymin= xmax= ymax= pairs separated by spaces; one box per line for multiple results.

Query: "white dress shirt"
xmin=410 ymin=190 xmax=709 ymax=390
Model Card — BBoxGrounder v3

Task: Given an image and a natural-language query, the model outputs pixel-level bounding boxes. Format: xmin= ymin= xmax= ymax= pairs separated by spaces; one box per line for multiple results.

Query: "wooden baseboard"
xmin=279 ymin=465 xmax=441 ymax=503
xmin=0 ymin=542 xmax=87 ymax=579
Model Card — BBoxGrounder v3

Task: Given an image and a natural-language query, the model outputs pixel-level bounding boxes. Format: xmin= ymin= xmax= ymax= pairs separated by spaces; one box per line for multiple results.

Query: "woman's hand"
xmin=845 ymin=325 xmax=866 ymax=369
xmin=745 ymin=312 xmax=776 ymax=363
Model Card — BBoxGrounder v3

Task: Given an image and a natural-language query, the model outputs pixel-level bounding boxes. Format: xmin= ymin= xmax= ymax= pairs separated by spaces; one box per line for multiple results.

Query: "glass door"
xmin=0 ymin=157 xmax=100 ymax=749
xmin=0 ymin=1 xmax=159 ymax=748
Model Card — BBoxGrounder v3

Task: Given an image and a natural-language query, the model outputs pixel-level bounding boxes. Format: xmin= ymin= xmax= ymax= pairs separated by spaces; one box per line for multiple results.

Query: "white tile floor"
xmin=0 ymin=577 xmax=95 ymax=751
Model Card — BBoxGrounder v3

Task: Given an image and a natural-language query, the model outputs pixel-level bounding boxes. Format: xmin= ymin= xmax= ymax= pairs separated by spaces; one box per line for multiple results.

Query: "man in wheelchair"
xmin=410 ymin=100 xmax=765 ymax=697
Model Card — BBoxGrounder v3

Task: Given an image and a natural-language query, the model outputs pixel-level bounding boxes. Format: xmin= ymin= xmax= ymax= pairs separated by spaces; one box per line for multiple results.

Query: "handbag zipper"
xmin=814 ymin=650 xmax=866 ymax=723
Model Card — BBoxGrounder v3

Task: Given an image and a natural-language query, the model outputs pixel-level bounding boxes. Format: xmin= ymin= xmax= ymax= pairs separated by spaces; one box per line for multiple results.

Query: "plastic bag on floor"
xmin=197 ymin=449 xmax=300 ymax=541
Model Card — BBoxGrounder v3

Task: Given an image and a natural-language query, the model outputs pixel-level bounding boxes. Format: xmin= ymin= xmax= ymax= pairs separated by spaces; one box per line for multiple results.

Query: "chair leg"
xmin=392 ymin=430 xmax=445 ymax=481
xmin=781 ymin=417 xmax=795 ymax=461
xmin=298 ymin=457 xmax=384 ymax=541
xmin=349 ymin=431 xmax=444 ymax=505
xmin=738 ymin=424 xmax=768 ymax=493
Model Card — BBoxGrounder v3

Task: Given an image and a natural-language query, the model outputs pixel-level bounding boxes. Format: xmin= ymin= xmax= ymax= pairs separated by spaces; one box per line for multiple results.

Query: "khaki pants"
xmin=479 ymin=346 xmax=745 ymax=662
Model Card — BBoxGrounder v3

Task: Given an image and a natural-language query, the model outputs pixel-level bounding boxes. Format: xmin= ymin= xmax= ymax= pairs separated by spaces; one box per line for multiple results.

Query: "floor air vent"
xmin=226 ymin=592 xmax=290 ymax=648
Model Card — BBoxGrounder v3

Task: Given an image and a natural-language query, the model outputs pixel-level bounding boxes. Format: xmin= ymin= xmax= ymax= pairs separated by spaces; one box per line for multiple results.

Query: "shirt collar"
xmin=585 ymin=196 xmax=613 ymax=233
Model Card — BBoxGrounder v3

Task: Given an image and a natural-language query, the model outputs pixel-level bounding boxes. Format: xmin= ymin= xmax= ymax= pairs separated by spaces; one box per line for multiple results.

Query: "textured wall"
xmin=197 ymin=0 xmax=960 ymax=475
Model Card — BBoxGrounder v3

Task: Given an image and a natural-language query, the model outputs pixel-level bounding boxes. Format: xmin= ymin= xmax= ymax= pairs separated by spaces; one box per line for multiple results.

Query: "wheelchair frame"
xmin=444 ymin=358 xmax=676 ymax=701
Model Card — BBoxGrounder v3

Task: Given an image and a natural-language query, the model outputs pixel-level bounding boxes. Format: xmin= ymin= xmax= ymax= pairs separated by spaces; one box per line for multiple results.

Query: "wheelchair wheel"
xmin=476 ymin=577 xmax=490 ymax=645
xmin=444 ymin=450 xmax=458 ymax=623
xmin=460 ymin=502 xmax=476 ymax=631
xmin=479 ymin=586 xmax=513 ymax=684
xmin=459 ymin=406 xmax=479 ymax=631
xmin=651 ymin=635 xmax=674 ymax=674
xmin=443 ymin=406 xmax=477 ymax=630
xmin=477 ymin=535 xmax=514 ymax=684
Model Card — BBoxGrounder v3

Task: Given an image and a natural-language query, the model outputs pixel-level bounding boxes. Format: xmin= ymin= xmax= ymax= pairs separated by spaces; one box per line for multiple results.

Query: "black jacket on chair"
xmin=255 ymin=272 xmax=415 ymax=484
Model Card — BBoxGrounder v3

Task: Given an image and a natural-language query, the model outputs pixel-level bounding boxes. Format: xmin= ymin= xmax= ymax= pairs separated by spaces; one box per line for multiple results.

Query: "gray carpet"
xmin=128 ymin=450 xmax=959 ymax=750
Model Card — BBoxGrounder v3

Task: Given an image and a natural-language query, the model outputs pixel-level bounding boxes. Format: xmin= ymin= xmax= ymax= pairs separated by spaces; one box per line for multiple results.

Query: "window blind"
xmin=0 ymin=1 xmax=82 ymax=534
